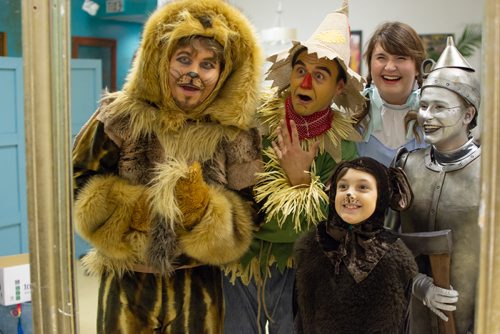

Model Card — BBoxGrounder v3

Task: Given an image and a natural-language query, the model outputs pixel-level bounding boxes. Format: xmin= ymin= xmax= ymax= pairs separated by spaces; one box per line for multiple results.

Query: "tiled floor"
xmin=76 ymin=261 xmax=98 ymax=334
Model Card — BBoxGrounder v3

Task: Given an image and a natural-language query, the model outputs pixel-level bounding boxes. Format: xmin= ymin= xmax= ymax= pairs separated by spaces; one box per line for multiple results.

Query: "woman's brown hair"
xmin=364 ymin=21 xmax=426 ymax=88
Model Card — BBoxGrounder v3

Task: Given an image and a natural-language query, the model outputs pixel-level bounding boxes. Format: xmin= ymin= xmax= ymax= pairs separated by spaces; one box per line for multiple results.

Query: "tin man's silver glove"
xmin=412 ymin=273 xmax=459 ymax=321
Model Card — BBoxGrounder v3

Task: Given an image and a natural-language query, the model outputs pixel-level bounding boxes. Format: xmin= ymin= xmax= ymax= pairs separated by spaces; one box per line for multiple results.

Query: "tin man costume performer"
xmin=391 ymin=37 xmax=480 ymax=334
xmin=72 ymin=0 xmax=262 ymax=333
xmin=224 ymin=2 xmax=365 ymax=333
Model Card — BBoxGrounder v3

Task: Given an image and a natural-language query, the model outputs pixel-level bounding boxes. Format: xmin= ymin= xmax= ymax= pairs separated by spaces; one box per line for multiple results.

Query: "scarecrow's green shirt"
xmin=225 ymin=94 xmax=359 ymax=284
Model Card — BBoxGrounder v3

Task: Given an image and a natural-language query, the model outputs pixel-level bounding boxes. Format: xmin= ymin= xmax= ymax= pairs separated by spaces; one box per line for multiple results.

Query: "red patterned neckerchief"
xmin=285 ymin=96 xmax=333 ymax=141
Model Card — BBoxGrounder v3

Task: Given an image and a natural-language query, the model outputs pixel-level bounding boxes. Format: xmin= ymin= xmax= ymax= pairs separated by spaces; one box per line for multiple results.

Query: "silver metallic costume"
xmin=392 ymin=37 xmax=480 ymax=334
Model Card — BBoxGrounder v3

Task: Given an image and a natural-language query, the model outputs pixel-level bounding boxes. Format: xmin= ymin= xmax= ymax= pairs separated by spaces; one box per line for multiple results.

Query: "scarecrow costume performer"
xmin=72 ymin=0 xmax=262 ymax=333
xmin=294 ymin=157 xmax=418 ymax=334
xmin=223 ymin=2 xmax=365 ymax=333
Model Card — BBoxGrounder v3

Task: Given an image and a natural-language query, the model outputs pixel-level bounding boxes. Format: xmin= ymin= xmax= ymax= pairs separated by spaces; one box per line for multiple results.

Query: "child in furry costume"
xmin=294 ymin=157 xmax=418 ymax=334
xmin=72 ymin=1 xmax=262 ymax=333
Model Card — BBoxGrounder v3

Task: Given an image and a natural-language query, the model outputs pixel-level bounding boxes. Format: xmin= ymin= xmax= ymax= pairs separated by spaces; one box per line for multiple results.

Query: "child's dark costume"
xmin=72 ymin=1 xmax=262 ymax=333
xmin=294 ymin=157 xmax=418 ymax=334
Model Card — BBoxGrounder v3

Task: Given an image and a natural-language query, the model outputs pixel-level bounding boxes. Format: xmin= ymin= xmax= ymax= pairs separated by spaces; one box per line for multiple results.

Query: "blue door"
xmin=0 ymin=57 xmax=102 ymax=257
xmin=71 ymin=59 xmax=102 ymax=258
xmin=0 ymin=57 xmax=27 ymax=256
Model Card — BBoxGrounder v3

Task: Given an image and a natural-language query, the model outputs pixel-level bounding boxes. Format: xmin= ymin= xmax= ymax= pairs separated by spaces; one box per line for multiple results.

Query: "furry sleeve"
xmin=72 ymin=104 xmax=152 ymax=274
xmin=177 ymin=185 xmax=254 ymax=264
xmin=72 ymin=108 xmax=120 ymax=197
xmin=74 ymin=174 xmax=149 ymax=266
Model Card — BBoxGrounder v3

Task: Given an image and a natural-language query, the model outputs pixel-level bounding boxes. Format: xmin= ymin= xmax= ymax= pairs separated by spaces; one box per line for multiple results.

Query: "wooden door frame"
xmin=71 ymin=36 xmax=117 ymax=91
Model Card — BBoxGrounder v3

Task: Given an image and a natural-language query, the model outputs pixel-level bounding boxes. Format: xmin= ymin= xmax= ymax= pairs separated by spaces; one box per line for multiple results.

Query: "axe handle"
xmin=429 ymin=254 xmax=456 ymax=334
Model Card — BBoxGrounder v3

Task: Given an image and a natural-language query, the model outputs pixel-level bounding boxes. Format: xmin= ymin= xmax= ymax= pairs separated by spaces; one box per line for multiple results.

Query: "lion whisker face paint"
xmin=168 ymin=39 xmax=221 ymax=111
xmin=334 ymin=168 xmax=378 ymax=225
xmin=175 ymin=72 xmax=206 ymax=90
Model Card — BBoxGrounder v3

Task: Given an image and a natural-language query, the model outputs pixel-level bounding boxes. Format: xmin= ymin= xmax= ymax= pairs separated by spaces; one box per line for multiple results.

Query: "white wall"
xmin=229 ymin=0 xmax=484 ymax=76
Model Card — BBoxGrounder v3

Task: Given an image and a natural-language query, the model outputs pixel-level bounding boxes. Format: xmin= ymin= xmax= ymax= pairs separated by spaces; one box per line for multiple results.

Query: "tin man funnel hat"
xmin=422 ymin=36 xmax=480 ymax=112
xmin=265 ymin=0 xmax=365 ymax=112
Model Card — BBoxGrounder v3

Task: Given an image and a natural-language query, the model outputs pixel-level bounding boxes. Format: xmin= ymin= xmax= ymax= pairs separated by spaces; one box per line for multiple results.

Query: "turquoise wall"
xmin=0 ymin=0 xmax=145 ymax=90
xmin=0 ymin=1 xmax=22 ymax=56
xmin=71 ymin=1 xmax=145 ymax=89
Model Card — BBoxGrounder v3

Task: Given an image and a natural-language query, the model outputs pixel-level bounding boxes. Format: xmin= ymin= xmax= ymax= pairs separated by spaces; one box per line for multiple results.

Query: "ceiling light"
xmin=82 ymin=0 xmax=100 ymax=16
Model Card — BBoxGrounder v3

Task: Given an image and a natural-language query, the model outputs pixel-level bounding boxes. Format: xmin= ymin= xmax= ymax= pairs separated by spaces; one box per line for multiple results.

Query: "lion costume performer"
xmin=72 ymin=1 xmax=262 ymax=333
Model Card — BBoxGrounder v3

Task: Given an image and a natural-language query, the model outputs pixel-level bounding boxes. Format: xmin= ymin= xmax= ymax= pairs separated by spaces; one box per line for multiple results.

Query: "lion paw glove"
xmin=130 ymin=190 xmax=151 ymax=232
xmin=412 ymin=272 xmax=459 ymax=322
xmin=174 ymin=161 xmax=210 ymax=229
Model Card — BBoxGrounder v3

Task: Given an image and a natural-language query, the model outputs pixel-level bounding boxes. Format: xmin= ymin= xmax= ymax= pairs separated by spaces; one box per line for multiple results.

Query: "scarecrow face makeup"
xmin=289 ymin=51 xmax=344 ymax=116
xmin=168 ymin=40 xmax=221 ymax=111
xmin=334 ymin=168 xmax=378 ymax=225
xmin=418 ymin=87 xmax=474 ymax=152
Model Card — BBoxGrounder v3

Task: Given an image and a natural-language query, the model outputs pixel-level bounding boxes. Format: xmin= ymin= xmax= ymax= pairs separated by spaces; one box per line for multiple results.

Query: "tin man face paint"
xmin=418 ymin=87 xmax=475 ymax=152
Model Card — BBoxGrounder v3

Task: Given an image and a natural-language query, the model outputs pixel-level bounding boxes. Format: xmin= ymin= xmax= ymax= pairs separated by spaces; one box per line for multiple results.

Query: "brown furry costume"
xmin=72 ymin=1 xmax=262 ymax=333
xmin=294 ymin=158 xmax=418 ymax=334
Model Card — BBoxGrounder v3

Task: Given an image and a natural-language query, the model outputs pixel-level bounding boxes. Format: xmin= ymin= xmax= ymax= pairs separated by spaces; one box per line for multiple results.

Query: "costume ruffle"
xmin=317 ymin=221 xmax=396 ymax=283
xmin=254 ymin=94 xmax=358 ymax=230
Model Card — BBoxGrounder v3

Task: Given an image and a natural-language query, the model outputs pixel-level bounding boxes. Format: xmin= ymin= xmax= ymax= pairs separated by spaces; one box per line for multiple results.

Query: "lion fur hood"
xmin=107 ymin=0 xmax=263 ymax=132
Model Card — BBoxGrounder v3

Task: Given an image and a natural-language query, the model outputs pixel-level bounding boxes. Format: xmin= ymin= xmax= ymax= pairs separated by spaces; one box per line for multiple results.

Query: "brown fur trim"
xmin=226 ymin=159 xmax=262 ymax=191
xmin=145 ymin=158 xmax=190 ymax=272
xmin=81 ymin=249 xmax=142 ymax=277
xmin=99 ymin=92 xmax=188 ymax=138
xmin=146 ymin=215 xmax=179 ymax=274
xmin=178 ymin=186 xmax=253 ymax=265
xmin=155 ymin=122 xmax=229 ymax=162
xmin=224 ymin=128 xmax=263 ymax=190
xmin=148 ymin=159 xmax=188 ymax=228
xmin=99 ymin=97 xmax=241 ymax=162
xmin=75 ymin=175 xmax=150 ymax=275
xmin=224 ymin=128 xmax=262 ymax=165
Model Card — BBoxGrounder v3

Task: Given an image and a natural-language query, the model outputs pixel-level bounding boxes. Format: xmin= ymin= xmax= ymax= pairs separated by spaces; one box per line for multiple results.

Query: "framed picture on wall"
xmin=72 ymin=36 xmax=117 ymax=91
xmin=0 ymin=32 xmax=7 ymax=56
xmin=419 ymin=33 xmax=454 ymax=62
xmin=350 ymin=30 xmax=362 ymax=74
